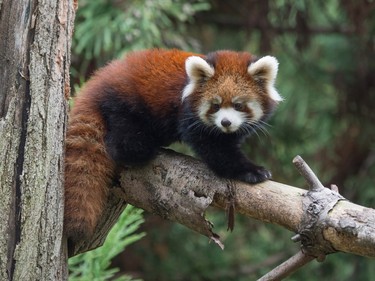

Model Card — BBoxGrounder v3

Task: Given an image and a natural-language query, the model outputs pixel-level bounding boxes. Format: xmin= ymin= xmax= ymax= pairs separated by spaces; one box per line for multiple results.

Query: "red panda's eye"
xmin=234 ymin=103 xmax=245 ymax=111
xmin=211 ymin=103 xmax=220 ymax=112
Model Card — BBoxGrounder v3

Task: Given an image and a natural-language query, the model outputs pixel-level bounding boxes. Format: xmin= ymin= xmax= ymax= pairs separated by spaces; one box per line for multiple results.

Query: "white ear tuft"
xmin=185 ymin=56 xmax=215 ymax=81
xmin=248 ymin=56 xmax=278 ymax=82
xmin=248 ymin=56 xmax=283 ymax=102
xmin=182 ymin=56 xmax=215 ymax=101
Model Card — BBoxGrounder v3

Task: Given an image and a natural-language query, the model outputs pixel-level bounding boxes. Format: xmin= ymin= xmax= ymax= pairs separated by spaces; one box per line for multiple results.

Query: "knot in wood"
xmin=297 ymin=186 xmax=346 ymax=259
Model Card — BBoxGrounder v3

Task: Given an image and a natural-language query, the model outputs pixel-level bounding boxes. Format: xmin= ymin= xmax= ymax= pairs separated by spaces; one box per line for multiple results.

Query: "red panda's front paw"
xmin=238 ymin=167 xmax=272 ymax=184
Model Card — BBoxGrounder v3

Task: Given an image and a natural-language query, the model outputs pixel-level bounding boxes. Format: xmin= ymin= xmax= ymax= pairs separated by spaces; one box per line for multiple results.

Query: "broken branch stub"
xmin=293 ymin=155 xmax=325 ymax=191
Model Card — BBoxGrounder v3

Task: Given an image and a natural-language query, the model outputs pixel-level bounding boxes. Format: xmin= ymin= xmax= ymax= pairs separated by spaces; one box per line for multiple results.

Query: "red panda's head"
xmin=182 ymin=51 xmax=282 ymax=134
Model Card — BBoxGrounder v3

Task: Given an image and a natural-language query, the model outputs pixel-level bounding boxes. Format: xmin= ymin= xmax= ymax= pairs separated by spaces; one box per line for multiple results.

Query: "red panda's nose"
xmin=221 ymin=118 xmax=232 ymax=128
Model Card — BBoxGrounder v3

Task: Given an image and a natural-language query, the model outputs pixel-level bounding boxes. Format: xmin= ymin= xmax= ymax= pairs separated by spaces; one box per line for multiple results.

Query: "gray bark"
xmin=73 ymin=150 xmax=375 ymax=260
xmin=0 ymin=0 xmax=75 ymax=280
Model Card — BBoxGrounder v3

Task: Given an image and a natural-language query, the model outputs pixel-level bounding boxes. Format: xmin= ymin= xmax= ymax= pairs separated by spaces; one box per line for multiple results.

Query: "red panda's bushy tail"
xmin=64 ymin=111 xmax=114 ymax=244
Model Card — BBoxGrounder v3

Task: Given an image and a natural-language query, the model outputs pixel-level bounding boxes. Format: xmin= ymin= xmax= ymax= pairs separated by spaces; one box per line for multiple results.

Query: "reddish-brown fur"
xmin=64 ymin=49 xmax=199 ymax=242
xmin=64 ymin=98 xmax=114 ymax=242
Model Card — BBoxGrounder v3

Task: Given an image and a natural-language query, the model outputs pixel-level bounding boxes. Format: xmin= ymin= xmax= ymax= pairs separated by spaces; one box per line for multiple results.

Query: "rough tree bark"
xmin=0 ymin=0 xmax=75 ymax=280
xmin=72 ymin=150 xmax=375 ymax=263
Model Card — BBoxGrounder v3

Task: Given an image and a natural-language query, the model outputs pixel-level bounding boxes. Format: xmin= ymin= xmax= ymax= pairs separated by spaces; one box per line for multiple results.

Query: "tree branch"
xmin=257 ymin=250 xmax=315 ymax=281
xmin=73 ymin=149 xmax=375 ymax=264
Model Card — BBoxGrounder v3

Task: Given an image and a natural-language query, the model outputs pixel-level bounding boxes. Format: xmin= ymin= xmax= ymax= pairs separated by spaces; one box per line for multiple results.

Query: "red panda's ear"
xmin=248 ymin=56 xmax=283 ymax=102
xmin=182 ymin=56 xmax=215 ymax=100
xmin=185 ymin=56 xmax=215 ymax=81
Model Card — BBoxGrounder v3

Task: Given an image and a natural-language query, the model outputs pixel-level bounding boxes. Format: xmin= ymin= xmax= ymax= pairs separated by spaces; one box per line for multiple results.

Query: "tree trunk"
xmin=0 ymin=0 xmax=75 ymax=280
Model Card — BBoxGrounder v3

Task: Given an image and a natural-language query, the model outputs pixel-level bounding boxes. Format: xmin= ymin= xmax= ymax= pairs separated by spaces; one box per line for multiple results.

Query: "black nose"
xmin=221 ymin=118 xmax=231 ymax=127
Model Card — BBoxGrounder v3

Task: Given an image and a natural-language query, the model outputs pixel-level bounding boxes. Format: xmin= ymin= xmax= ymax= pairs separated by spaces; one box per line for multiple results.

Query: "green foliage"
xmin=73 ymin=0 xmax=210 ymax=63
xmin=71 ymin=0 xmax=210 ymax=92
xmin=68 ymin=205 xmax=145 ymax=281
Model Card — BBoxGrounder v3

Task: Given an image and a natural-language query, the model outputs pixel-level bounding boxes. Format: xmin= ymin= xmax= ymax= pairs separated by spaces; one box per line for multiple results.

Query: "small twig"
xmin=257 ymin=250 xmax=315 ymax=281
xmin=292 ymin=155 xmax=325 ymax=191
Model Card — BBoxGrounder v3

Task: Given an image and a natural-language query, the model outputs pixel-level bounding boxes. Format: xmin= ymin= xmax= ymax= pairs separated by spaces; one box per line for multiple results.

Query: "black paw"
xmin=237 ymin=167 xmax=272 ymax=184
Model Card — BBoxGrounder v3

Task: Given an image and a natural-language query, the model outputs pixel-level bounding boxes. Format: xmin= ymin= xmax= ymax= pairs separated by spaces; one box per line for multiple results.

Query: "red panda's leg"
xmin=186 ymin=135 xmax=272 ymax=183
xmin=64 ymin=114 xmax=115 ymax=244
xmin=101 ymin=100 xmax=160 ymax=166
xmin=104 ymin=124 xmax=159 ymax=166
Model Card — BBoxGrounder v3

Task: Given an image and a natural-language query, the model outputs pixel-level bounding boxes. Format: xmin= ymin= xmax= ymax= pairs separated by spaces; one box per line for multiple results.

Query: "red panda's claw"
xmin=238 ymin=168 xmax=272 ymax=184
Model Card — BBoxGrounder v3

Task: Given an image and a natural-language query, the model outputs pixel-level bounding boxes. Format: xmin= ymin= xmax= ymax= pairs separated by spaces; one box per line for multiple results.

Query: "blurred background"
xmin=69 ymin=0 xmax=375 ymax=280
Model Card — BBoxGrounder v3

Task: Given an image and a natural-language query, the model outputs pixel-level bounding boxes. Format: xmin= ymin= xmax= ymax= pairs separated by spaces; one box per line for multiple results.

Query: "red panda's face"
xmin=182 ymin=51 xmax=282 ymax=134
xmin=197 ymin=88 xmax=264 ymax=133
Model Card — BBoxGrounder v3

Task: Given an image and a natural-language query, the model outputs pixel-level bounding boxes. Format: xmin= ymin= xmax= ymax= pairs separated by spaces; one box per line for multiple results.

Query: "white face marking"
xmin=197 ymin=98 xmax=265 ymax=133
xmin=213 ymin=108 xmax=245 ymax=133
xmin=247 ymin=101 xmax=264 ymax=121
xmin=198 ymin=101 xmax=211 ymax=124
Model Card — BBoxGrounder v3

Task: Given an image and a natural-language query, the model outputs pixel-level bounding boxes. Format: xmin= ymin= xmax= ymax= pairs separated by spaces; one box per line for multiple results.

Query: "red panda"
xmin=64 ymin=49 xmax=282 ymax=244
